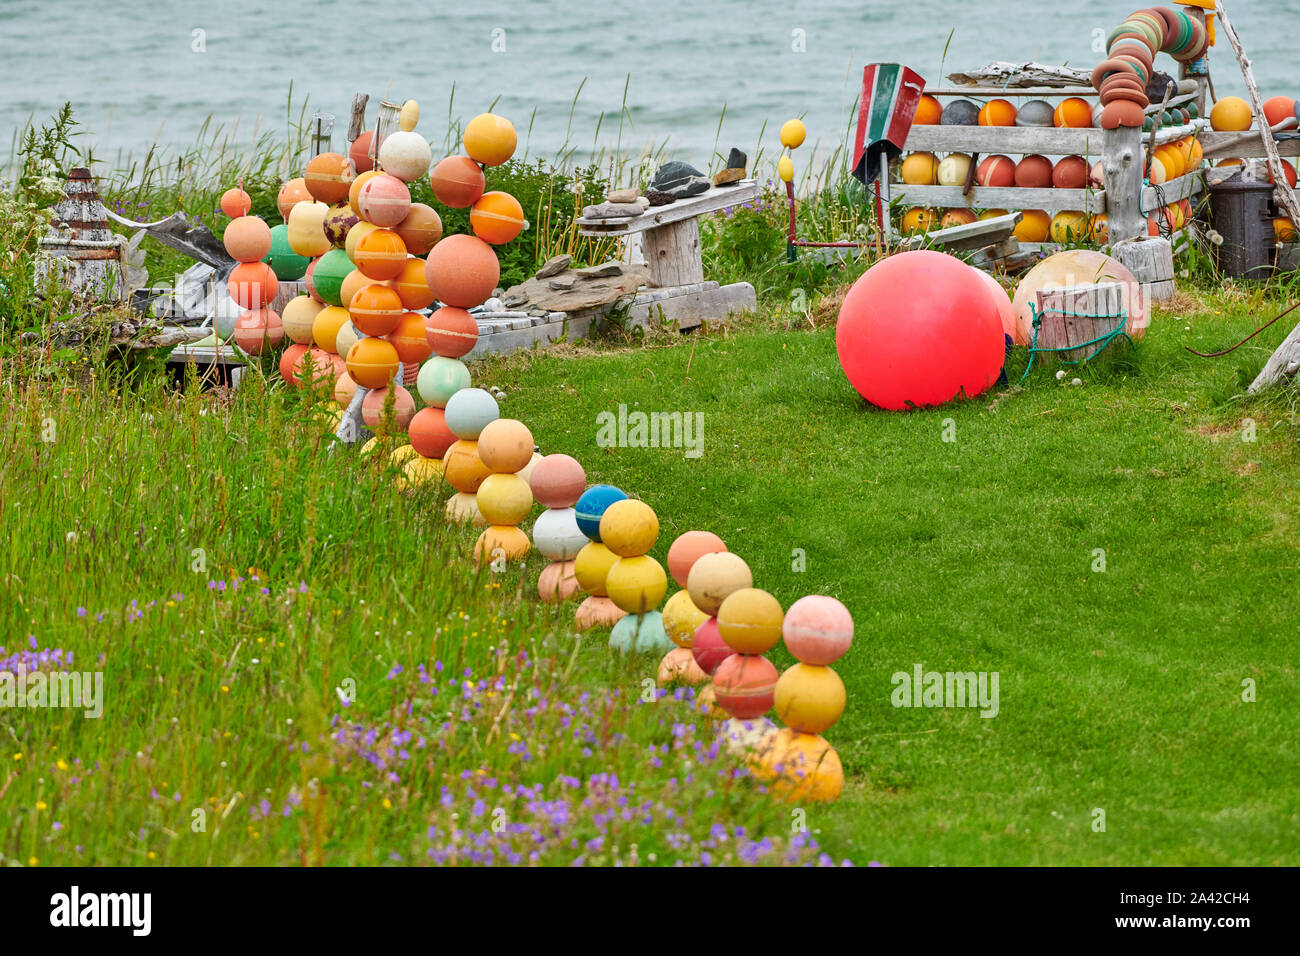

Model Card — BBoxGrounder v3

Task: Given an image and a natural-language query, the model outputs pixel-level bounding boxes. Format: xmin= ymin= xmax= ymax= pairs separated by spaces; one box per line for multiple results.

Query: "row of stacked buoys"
xmin=218 ymin=192 xmax=287 ymax=355
xmin=1091 ymin=6 xmax=1209 ymax=128
xmin=914 ymin=94 xmax=1096 ymax=130
xmin=217 ymin=102 xmax=527 ymax=452
xmin=1210 ymin=93 xmax=1300 ymax=244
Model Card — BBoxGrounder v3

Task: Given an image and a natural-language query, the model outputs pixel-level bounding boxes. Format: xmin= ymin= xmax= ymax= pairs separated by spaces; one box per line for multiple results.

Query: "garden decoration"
xmin=442 ymin=387 xmax=498 ymax=525
xmin=223 ymin=211 xmax=284 ymax=356
xmin=712 ymin=588 xmax=783 ymax=746
xmin=572 ymin=485 xmax=630 ymax=631
xmin=752 ymin=595 xmax=854 ymax=803
xmin=686 ymin=551 xmax=753 ymax=718
xmin=656 ymin=532 xmax=724 ymax=686
xmin=601 ymin=500 xmax=672 ymax=655
xmin=472 ymin=418 xmax=536 ymax=565
xmin=529 ymin=454 xmax=588 ymax=603
xmin=835 ymin=250 xmax=1004 ymax=409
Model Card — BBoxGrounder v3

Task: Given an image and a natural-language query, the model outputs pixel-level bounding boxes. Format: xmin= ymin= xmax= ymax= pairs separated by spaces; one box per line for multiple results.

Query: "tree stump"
xmin=1034 ymin=282 xmax=1126 ymax=363
xmin=1112 ymin=236 xmax=1175 ymax=303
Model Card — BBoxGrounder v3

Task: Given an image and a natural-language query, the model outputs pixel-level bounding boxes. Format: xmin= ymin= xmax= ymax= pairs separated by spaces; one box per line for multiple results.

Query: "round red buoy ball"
xmin=408 ymin=406 xmax=458 ymax=460
xmin=691 ymin=617 xmax=733 ymax=676
xmin=430 ymin=155 xmax=486 ymax=209
xmin=1014 ymin=154 xmax=1054 ymax=188
xmin=426 ymin=306 xmax=480 ymax=358
xmin=712 ymin=653 xmax=779 ymax=719
xmin=834 ymin=250 xmax=1004 ymax=410
xmin=425 ymin=234 xmax=499 ymax=308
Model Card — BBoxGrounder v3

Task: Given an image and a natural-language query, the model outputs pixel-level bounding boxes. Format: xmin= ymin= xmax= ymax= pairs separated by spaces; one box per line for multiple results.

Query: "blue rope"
xmin=1016 ymin=302 xmax=1134 ymax=385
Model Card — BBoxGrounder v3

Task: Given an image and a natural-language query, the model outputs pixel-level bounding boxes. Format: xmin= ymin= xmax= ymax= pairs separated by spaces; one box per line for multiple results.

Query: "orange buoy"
xmin=425 ymin=234 xmax=499 ymax=308
xmin=345 ymin=337 xmax=400 ymax=388
xmin=978 ymin=99 xmax=1017 ymax=127
xmin=304 ymin=152 xmax=354 ymax=204
xmin=430 ymin=155 xmax=486 ymax=208
xmin=348 ymin=283 xmax=404 ymax=337
xmin=463 ymin=113 xmax=517 ymax=167
xmin=914 ymin=94 xmax=942 ymax=125
xmin=353 ymin=228 xmax=408 ymax=281
xmin=1054 ymin=97 xmax=1095 ymax=128
xmin=470 ymin=191 xmax=525 ymax=244
xmin=220 ymin=187 xmax=252 ymax=218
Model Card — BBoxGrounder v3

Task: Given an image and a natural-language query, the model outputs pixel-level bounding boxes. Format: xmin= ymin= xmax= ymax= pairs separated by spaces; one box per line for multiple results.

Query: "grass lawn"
xmin=2 ymin=284 xmax=1296 ymax=865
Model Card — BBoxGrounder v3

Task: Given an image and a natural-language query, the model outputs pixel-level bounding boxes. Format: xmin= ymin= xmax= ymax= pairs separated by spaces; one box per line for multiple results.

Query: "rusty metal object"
xmin=36 ymin=167 xmax=122 ymax=298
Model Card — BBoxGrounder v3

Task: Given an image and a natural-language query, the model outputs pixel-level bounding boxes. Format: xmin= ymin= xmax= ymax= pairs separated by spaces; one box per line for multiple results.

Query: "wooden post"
xmin=1102 ymin=125 xmax=1146 ymax=242
xmin=1180 ymin=7 xmax=1210 ymax=118
xmin=1113 ymin=235 xmax=1176 ymax=303
xmin=347 ymin=93 xmax=369 ymax=143
xmin=1035 ymin=282 xmax=1125 ymax=363
xmin=641 ymin=219 xmax=705 ymax=287
xmin=1214 ymin=0 xmax=1300 ymax=225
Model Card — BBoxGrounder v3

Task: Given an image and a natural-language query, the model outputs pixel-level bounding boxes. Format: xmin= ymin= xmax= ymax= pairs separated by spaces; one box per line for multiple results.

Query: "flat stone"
xmin=606 ymin=188 xmax=640 ymax=203
xmin=534 ymin=254 xmax=572 ymax=279
xmin=573 ymin=262 xmax=623 ymax=279
xmin=547 ymin=277 xmax=576 ymax=291
xmin=502 ymin=291 xmax=529 ymax=308
xmin=713 ymin=167 xmax=746 ymax=186
xmin=582 ymin=202 xmax=643 ymax=220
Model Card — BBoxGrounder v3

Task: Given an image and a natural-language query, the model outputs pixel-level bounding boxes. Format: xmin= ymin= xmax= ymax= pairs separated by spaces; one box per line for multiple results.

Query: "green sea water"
xmin=2 ymin=0 xmax=1295 ymax=168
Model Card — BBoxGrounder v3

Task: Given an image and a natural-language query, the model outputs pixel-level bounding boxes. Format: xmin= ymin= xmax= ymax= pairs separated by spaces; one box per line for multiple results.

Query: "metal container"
xmin=1208 ymin=166 xmax=1277 ymax=279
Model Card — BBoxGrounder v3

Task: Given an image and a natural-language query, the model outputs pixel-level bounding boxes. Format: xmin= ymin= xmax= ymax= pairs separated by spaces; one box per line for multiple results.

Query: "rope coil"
xmin=1017 ymin=302 xmax=1134 ymax=384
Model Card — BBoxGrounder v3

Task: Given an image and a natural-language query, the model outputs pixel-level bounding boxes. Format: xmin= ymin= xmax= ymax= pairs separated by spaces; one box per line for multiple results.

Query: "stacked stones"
xmin=441 ymin=387 xmax=498 ymax=525
xmin=753 ymin=595 xmax=855 ymax=803
xmin=571 ymin=485 xmax=629 ymax=630
xmin=656 ymin=531 xmax=724 ymax=686
xmin=472 ymin=418 xmax=536 ymax=564
xmin=529 ymin=455 xmax=588 ymax=603
xmin=600 ymin=500 xmax=672 ymax=655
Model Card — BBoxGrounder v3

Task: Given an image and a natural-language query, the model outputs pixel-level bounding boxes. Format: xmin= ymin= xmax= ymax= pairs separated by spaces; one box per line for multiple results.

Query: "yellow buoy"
xmin=779 ymin=119 xmax=807 ymax=149
xmin=778 ymin=155 xmax=794 ymax=183
xmin=399 ymin=99 xmax=420 ymax=132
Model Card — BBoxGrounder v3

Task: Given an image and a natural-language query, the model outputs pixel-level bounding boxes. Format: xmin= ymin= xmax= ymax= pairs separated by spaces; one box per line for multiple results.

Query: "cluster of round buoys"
xmin=914 ymin=94 xmax=1095 ymax=131
xmin=1091 ymin=7 xmax=1208 ymax=127
xmin=271 ymin=98 xmax=441 ymax=437
xmin=385 ymin=112 xmax=525 ymax=480
xmin=1209 ymin=93 xmax=1300 ymax=243
xmin=218 ymin=187 xmax=285 ymax=356
xmin=896 ymin=94 xmax=1105 ymax=245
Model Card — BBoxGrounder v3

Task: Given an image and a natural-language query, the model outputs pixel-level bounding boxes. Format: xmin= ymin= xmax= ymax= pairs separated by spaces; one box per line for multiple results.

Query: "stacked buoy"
xmin=1093 ymin=7 xmax=1209 ymax=129
xmin=686 ymin=551 xmax=754 ymax=718
xmin=571 ymin=485 xmax=629 ymax=630
xmin=222 ymin=209 xmax=284 ymax=356
xmin=656 ymin=532 xmax=723 ymax=686
xmin=529 ymin=454 xmax=587 ymax=602
xmin=752 ymin=595 xmax=854 ymax=802
xmin=473 ymin=418 xmax=535 ymax=564
xmin=442 ymin=387 xmax=498 ymax=524
xmin=713 ymin=588 xmax=783 ymax=741
xmin=601 ymin=500 xmax=672 ymax=654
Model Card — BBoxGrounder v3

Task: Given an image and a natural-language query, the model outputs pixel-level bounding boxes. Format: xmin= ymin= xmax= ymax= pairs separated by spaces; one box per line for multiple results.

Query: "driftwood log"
xmin=1249 ymin=322 xmax=1300 ymax=393
xmin=945 ymin=62 xmax=1092 ymax=90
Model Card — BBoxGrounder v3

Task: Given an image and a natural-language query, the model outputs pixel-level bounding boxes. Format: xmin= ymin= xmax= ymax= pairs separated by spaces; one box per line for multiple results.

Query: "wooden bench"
xmin=577 ymin=180 xmax=759 ymax=285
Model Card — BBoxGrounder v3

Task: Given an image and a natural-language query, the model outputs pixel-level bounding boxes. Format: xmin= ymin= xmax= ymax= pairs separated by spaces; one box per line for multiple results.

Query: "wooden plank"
xmin=892 ymin=184 xmax=1106 ymax=214
xmin=923 ymin=87 xmax=1097 ymax=98
xmin=1143 ymin=172 xmax=1206 ymax=207
xmin=642 ymin=219 xmax=704 ymax=286
xmin=904 ymin=125 xmax=1104 ymax=155
xmin=576 ymin=181 xmax=759 ymax=237
xmin=898 ymin=212 xmax=1021 ymax=251
xmin=1200 ymin=131 xmax=1300 ymax=159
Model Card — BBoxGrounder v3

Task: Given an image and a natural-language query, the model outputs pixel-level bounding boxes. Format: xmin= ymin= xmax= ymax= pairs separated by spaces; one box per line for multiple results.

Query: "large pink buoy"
xmin=835 ymin=251 xmax=1004 ymax=410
